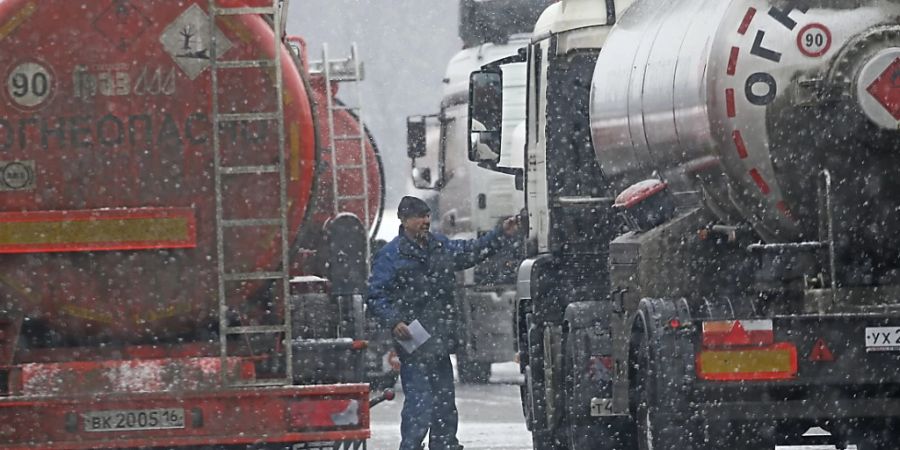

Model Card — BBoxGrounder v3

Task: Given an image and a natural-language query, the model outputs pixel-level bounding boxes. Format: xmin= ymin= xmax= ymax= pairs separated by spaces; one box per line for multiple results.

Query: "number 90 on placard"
xmin=6 ymin=61 xmax=53 ymax=108
xmin=797 ymin=23 xmax=832 ymax=58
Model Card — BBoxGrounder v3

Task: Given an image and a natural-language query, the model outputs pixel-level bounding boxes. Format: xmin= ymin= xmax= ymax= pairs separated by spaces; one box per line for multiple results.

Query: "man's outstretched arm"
xmin=446 ymin=216 xmax=519 ymax=270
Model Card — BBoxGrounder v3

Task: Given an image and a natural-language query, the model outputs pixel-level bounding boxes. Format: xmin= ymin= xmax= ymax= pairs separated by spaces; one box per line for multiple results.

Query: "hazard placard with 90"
xmin=6 ymin=61 xmax=53 ymax=108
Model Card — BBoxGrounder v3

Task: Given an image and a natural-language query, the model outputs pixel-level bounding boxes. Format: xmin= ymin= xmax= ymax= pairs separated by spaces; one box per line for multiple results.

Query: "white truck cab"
xmin=467 ymin=0 xmax=635 ymax=447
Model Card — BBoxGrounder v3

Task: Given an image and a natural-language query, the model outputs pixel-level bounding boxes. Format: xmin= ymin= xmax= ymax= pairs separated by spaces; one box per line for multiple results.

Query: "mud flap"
xmin=564 ymin=301 xmax=615 ymax=421
xmin=637 ymin=297 xmax=699 ymax=448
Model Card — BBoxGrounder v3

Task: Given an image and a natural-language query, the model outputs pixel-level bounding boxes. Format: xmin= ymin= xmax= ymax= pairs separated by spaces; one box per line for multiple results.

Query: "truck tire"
xmin=631 ymin=309 xmax=701 ymax=450
xmin=522 ymin=318 xmax=564 ymax=450
xmin=522 ymin=363 xmax=563 ymax=450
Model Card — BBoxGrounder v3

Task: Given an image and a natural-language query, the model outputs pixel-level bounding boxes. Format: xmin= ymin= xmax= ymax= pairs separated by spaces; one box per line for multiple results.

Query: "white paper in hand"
xmin=397 ymin=319 xmax=431 ymax=354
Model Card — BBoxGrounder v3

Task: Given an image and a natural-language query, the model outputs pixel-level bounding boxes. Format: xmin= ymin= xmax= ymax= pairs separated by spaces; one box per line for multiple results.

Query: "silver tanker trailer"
xmin=469 ymin=0 xmax=900 ymax=448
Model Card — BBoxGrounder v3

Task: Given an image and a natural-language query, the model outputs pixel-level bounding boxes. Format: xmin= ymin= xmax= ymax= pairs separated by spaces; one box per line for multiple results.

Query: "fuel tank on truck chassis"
xmin=286 ymin=39 xmax=390 ymax=387
xmin=291 ymin=51 xmax=385 ymax=277
xmin=591 ymin=0 xmax=900 ymax=285
xmin=0 ymin=2 xmax=375 ymax=449
xmin=0 ymin=0 xmax=319 ymax=346
xmin=306 ymin=78 xmax=383 ymax=244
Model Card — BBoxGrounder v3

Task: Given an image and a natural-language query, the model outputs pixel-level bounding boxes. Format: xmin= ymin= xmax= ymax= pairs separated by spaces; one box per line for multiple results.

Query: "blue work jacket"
xmin=367 ymin=226 xmax=509 ymax=361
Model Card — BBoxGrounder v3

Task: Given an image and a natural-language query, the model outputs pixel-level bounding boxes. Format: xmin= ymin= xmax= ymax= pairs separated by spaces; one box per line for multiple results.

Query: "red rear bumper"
xmin=0 ymin=384 xmax=370 ymax=449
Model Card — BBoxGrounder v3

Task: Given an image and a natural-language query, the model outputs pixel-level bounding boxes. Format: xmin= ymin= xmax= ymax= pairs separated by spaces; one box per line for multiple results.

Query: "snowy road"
xmin=370 ymin=382 xmax=532 ymax=449
xmin=369 ymin=361 xmax=532 ymax=449
xmin=369 ymin=362 xmax=860 ymax=450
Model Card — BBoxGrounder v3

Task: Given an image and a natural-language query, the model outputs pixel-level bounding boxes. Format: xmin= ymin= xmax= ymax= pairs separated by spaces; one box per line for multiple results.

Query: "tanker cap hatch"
xmin=614 ymin=179 xmax=675 ymax=232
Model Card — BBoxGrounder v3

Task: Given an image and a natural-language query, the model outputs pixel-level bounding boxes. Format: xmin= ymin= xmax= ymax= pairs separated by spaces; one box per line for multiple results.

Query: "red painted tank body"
xmin=0 ymin=0 xmax=318 ymax=344
xmin=284 ymin=35 xmax=385 ymax=275
xmin=301 ymin=76 xmax=383 ymax=247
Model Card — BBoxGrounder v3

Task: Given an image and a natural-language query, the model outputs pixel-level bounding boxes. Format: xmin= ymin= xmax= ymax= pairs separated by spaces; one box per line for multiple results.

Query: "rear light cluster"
xmin=696 ymin=320 xmax=798 ymax=381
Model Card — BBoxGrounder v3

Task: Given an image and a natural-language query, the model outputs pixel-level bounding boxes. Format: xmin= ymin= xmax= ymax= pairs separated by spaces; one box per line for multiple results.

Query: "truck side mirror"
xmin=408 ymin=114 xmax=442 ymax=190
xmin=468 ymin=70 xmax=503 ymax=167
xmin=406 ymin=115 xmax=427 ymax=159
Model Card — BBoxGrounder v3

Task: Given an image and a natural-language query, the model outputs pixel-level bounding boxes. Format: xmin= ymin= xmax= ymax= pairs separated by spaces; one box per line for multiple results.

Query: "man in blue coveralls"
xmin=367 ymin=196 xmax=519 ymax=450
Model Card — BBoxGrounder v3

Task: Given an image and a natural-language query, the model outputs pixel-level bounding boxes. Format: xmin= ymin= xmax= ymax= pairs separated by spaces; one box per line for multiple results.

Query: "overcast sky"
xmin=288 ymin=1 xmax=463 ymax=211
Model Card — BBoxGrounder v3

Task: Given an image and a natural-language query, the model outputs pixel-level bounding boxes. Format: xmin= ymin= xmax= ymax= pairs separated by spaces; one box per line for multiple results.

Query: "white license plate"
xmin=83 ymin=408 xmax=185 ymax=432
xmin=589 ymin=397 xmax=614 ymax=416
xmin=865 ymin=327 xmax=900 ymax=352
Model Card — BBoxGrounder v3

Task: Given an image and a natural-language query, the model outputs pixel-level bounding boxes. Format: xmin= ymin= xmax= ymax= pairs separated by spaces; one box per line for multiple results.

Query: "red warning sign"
xmin=808 ymin=338 xmax=834 ymax=362
xmin=92 ymin=0 xmax=151 ymax=51
xmin=866 ymin=57 xmax=900 ymax=121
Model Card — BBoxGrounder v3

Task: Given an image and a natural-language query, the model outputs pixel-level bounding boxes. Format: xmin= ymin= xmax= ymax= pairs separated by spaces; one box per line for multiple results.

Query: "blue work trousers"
xmin=399 ymin=354 xmax=460 ymax=450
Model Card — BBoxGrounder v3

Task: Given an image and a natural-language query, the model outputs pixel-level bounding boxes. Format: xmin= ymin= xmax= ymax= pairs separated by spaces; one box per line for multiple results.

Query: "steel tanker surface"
xmin=461 ymin=0 xmax=900 ymax=447
xmin=0 ymin=0 xmax=317 ymax=344
xmin=591 ymin=0 xmax=900 ymax=271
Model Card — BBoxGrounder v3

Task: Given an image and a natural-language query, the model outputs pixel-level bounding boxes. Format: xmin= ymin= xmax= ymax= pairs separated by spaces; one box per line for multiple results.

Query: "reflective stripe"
xmin=0 ymin=207 xmax=196 ymax=253
xmin=697 ymin=343 xmax=798 ymax=381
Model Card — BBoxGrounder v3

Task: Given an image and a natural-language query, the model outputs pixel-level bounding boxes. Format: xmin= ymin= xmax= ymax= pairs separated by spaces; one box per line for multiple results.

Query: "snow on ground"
xmin=370 ymin=359 xmax=531 ymax=449
xmin=370 ymin=382 xmax=532 ymax=450
xmin=370 ymin=359 xmax=860 ymax=449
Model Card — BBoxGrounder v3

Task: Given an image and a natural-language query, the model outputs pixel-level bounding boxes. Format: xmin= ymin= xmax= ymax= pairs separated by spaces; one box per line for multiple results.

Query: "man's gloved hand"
xmin=393 ymin=322 xmax=412 ymax=340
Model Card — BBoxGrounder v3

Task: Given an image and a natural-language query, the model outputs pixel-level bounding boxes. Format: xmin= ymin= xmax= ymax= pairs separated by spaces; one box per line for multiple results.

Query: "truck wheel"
xmin=631 ymin=319 xmax=700 ymax=450
xmin=520 ymin=379 xmax=533 ymax=428
xmin=522 ymin=367 xmax=566 ymax=450
xmin=457 ymin=352 xmax=491 ymax=383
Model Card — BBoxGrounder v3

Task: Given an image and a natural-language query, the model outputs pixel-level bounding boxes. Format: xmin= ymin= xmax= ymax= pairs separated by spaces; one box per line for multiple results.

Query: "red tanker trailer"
xmin=0 ymin=0 xmax=385 ymax=448
xmin=285 ymin=36 xmax=394 ymax=387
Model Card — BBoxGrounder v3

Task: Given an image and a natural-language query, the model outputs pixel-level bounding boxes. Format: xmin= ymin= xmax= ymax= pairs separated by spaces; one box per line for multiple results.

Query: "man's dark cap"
xmin=397 ymin=196 xmax=431 ymax=219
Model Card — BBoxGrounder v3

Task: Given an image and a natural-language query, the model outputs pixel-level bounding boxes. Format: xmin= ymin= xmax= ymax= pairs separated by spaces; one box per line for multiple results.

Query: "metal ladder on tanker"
xmin=208 ymin=0 xmax=292 ymax=386
xmin=311 ymin=44 xmax=372 ymax=264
